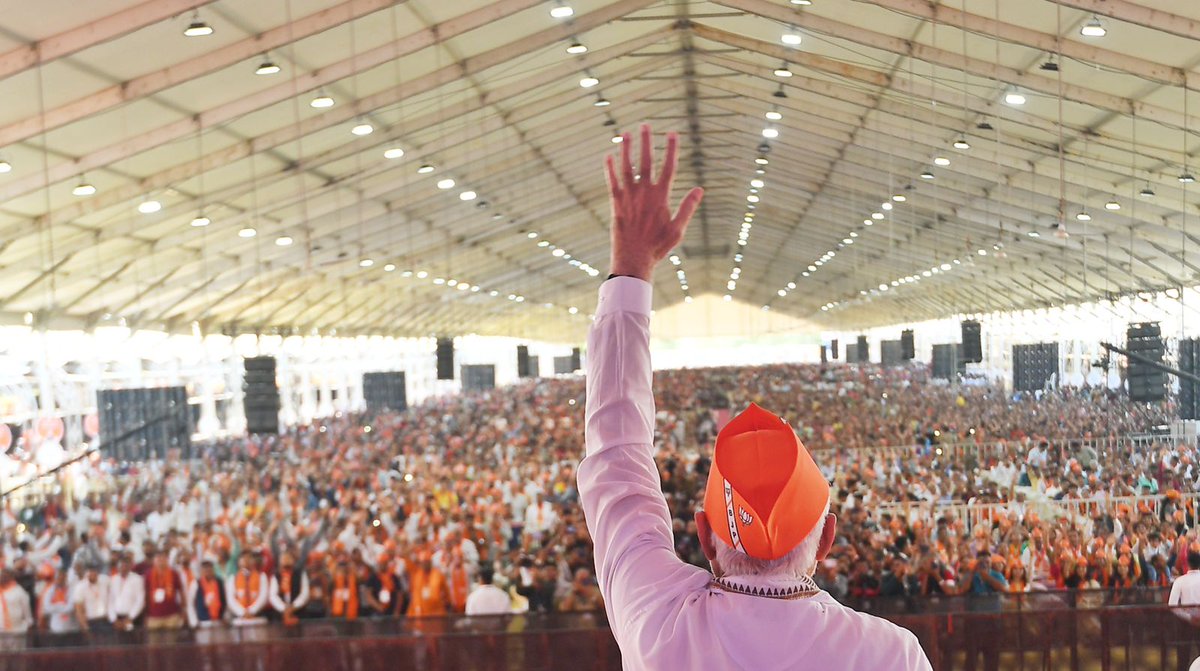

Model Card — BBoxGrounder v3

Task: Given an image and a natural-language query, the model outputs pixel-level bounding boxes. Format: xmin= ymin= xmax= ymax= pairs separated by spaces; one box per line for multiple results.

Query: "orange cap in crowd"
xmin=704 ymin=403 xmax=830 ymax=561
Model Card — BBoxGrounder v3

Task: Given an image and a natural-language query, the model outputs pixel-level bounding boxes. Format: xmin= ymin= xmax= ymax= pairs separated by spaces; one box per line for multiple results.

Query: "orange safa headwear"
xmin=704 ymin=403 xmax=830 ymax=561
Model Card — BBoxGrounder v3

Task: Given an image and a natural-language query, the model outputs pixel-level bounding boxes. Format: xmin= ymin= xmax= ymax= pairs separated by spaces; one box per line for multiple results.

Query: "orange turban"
xmin=704 ymin=403 xmax=830 ymax=561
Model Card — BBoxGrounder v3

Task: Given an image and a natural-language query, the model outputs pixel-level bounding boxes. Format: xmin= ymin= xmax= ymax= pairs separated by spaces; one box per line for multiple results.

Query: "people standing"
xmin=108 ymin=554 xmax=144 ymax=632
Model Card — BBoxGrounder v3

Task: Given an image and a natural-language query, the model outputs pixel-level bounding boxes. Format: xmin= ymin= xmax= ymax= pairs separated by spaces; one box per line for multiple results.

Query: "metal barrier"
xmin=1 ymin=597 xmax=1198 ymax=671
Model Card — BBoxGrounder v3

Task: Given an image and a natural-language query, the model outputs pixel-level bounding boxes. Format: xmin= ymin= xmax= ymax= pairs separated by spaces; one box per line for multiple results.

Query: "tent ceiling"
xmin=1 ymin=0 xmax=1199 ymax=340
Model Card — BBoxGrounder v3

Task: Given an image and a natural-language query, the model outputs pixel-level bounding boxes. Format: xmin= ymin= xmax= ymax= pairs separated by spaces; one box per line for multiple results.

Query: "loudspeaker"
xmin=820 ymin=345 xmax=828 ymax=364
xmin=571 ymin=347 xmax=582 ymax=372
xmin=831 ymin=339 xmax=839 ymax=360
xmin=517 ymin=345 xmax=531 ymax=378
xmin=856 ymin=335 xmax=869 ymax=363
xmin=1127 ymin=322 xmax=1166 ymax=402
xmin=1013 ymin=343 xmax=1059 ymax=392
xmin=243 ymin=356 xmax=280 ymax=435
xmin=553 ymin=356 xmax=574 ymax=375
xmin=436 ymin=338 xmax=455 ymax=380
xmin=363 ymin=372 xmax=407 ymax=412
xmin=98 ymin=386 xmax=192 ymax=461
xmin=901 ymin=330 xmax=915 ymax=360
xmin=1180 ymin=339 xmax=1200 ymax=420
xmin=932 ymin=344 xmax=965 ymax=381
xmin=961 ymin=321 xmax=982 ymax=363
xmin=881 ymin=340 xmax=903 ymax=366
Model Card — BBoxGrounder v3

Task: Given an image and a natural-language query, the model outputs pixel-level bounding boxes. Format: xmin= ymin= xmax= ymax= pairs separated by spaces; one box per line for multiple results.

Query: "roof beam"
xmin=1047 ymin=0 xmax=1200 ymax=42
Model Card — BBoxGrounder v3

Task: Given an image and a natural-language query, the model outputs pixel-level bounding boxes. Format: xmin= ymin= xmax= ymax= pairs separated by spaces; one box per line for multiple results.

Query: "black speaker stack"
xmin=856 ymin=335 xmax=869 ymax=363
xmin=831 ymin=339 xmax=839 ymax=360
xmin=820 ymin=345 xmax=828 ymax=364
xmin=845 ymin=342 xmax=860 ymax=362
xmin=1127 ymin=322 xmax=1166 ymax=402
xmin=363 ymin=372 xmax=407 ymax=412
xmin=243 ymin=356 xmax=280 ymax=435
xmin=553 ymin=356 xmax=574 ymax=375
xmin=1013 ymin=343 xmax=1059 ymax=392
xmin=961 ymin=320 xmax=983 ymax=363
xmin=461 ymin=364 xmax=496 ymax=392
xmin=97 ymin=386 xmax=191 ymax=461
xmin=1179 ymin=339 xmax=1200 ymax=420
xmin=571 ymin=347 xmax=582 ymax=372
xmin=517 ymin=345 xmax=531 ymax=378
xmin=436 ymin=338 xmax=455 ymax=380
xmin=932 ymin=344 xmax=965 ymax=381
xmin=901 ymin=329 xmax=915 ymax=360
xmin=880 ymin=340 xmax=903 ymax=366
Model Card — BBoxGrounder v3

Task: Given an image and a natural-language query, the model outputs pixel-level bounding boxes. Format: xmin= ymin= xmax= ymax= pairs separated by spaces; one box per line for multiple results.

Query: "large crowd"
xmin=0 ymin=362 xmax=1196 ymax=639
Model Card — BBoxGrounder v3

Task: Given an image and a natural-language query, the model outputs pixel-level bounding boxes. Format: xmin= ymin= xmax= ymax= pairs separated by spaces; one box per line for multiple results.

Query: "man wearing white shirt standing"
xmin=465 ymin=567 xmax=510 ymax=616
xmin=523 ymin=494 xmax=556 ymax=546
xmin=73 ymin=563 xmax=109 ymax=632
xmin=1169 ymin=548 xmax=1200 ymax=671
xmin=40 ymin=570 xmax=78 ymax=634
xmin=108 ymin=554 xmax=144 ymax=631
xmin=0 ymin=568 xmax=33 ymax=635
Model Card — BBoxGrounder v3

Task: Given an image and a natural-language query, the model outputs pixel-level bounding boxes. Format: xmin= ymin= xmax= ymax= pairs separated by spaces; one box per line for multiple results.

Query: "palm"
xmin=605 ymin=125 xmax=704 ymax=281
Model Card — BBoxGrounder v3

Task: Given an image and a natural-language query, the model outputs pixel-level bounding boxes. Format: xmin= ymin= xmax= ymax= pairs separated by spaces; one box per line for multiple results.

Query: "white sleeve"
xmin=268 ymin=576 xmax=285 ymax=613
xmin=186 ymin=581 xmax=198 ymax=628
xmin=249 ymin=574 xmax=269 ymax=615
xmin=225 ymin=578 xmax=244 ymax=617
xmin=1169 ymin=579 xmax=1182 ymax=606
xmin=130 ymin=578 xmax=144 ymax=620
xmin=293 ymin=573 xmax=310 ymax=610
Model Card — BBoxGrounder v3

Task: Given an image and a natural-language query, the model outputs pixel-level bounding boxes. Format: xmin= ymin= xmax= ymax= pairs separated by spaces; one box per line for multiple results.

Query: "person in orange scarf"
xmin=143 ymin=551 xmax=186 ymax=630
xmin=39 ymin=569 xmax=76 ymax=633
xmin=361 ymin=554 xmax=400 ymax=618
xmin=406 ymin=552 xmax=449 ymax=618
xmin=225 ymin=554 xmax=268 ymax=625
xmin=328 ymin=559 xmax=359 ymax=620
xmin=269 ymin=551 xmax=309 ymax=626
xmin=448 ymin=552 xmax=470 ymax=614
xmin=186 ymin=560 xmax=227 ymax=628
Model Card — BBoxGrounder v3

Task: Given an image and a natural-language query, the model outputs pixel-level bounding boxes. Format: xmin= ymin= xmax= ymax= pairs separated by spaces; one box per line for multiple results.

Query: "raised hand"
xmin=605 ymin=124 xmax=704 ymax=281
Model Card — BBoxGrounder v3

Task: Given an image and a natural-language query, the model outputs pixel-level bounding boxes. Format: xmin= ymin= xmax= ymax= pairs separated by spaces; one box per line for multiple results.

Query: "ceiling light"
xmin=275 ymin=236 xmax=293 ymax=246
xmin=934 ymin=157 xmax=951 ymax=166
xmin=976 ymin=121 xmax=994 ymax=130
xmin=459 ymin=191 xmax=477 ymax=201
xmin=849 ymin=231 xmax=858 ymax=237
xmin=183 ymin=13 xmax=213 ymax=37
xmin=1076 ymin=211 xmax=1092 ymax=221
xmin=1180 ymin=172 xmax=1196 ymax=184
xmin=550 ymin=3 xmax=574 ymax=18
xmin=528 ymin=231 xmax=539 ymax=239
xmin=953 ymin=138 xmax=971 ymax=150
xmin=1080 ymin=16 xmax=1106 ymax=37
xmin=0 ymin=160 xmax=10 ymax=174
xmin=1140 ymin=185 xmax=1156 ymax=198
xmin=747 ymin=195 xmax=760 ymax=203
xmin=755 ymin=157 xmax=769 ymax=165
xmin=238 ymin=227 xmax=257 ymax=238
xmin=537 ymin=240 xmax=550 ymax=247
xmin=384 ymin=264 xmax=396 ymax=272
xmin=580 ymin=76 xmax=599 ymax=88
xmin=762 ymin=128 xmax=779 ymax=138
xmin=920 ymin=169 xmax=934 ymax=179
xmin=781 ymin=30 xmax=802 ymax=46
xmin=360 ymin=259 xmax=374 ymax=268
xmin=1005 ymin=90 xmax=1027 ymax=106
xmin=863 ymin=219 xmax=873 ymax=226
xmin=871 ymin=212 xmax=885 ymax=220
xmin=190 ymin=215 xmax=210 ymax=227
xmin=384 ymin=148 xmax=405 ymax=159
xmin=750 ymin=179 xmax=764 ymax=188
xmin=1105 ymin=199 xmax=1121 ymax=211
xmin=310 ymin=93 xmax=334 ymax=108
xmin=881 ymin=202 xmax=893 ymax=210
xmin=255 ymin=57 xmax=280 ymax=75
xmin=1040 ymin=57 xmax=1059 ymax=72
xmin=594 ymin=97 xmax=610 ymax=107
xmin=417 ymin=164 xmax=435 ymax=174
xmin=1055 ymin=224 xmax=1070 ymax=239
xmin=1028 ymin=230 xmax=1040 ymax=237
xmin=351 ymin=121 xmax=374 ymax=136
xmin=765 ymin=111 xmax=782 ymax=121
xmin=566 ymin=42 xmax=587 ymax=54
xmin=138 ymin=199 xmax=162 ymax=214
xmin=437 ymin=178 xmax=456 ymax=189
xmin=892 ymin=194 xmax=906 ymax=202
xmin=72 ymin=179 xmax=96 ymax=196
xmin=790 ymin=0 xmax=812 ymax=4
xmin=773 ymin=66 xmax=793 ymax=78
xmin=447 ymin=279 xmax=458 ymax=287
xmin=612 ymin=135 xmax=623 ymax=143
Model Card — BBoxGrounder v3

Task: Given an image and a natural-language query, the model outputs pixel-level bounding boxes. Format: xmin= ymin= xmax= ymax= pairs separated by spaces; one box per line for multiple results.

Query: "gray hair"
xmin=712 ymin=502 xmax=830 ymax=579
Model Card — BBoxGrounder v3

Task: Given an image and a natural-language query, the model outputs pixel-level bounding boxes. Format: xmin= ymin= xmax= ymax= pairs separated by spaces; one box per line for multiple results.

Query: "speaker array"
xmin=243 ymin=356 xmax=280 ymax=435
xmin=571 ymin=347 xmax=582 ymax=372
xmin=880 ymin=340 xmax=903 ymax=366
xmin=961 ymin=320 xmax=983 ymax=363
xmin=901 ymin=330 xmax=915 ymax=360
xmin=1179 ymin=339 xmax=1200 ymax=420
xmin=436 ymin=338 xmax=455 ymax=380
xmin=363 ymin=372 xmax=407 ymax=412
xmin=517 ymin=345 xmax=531 ymax=378
xmin=98 ymin=387 xmax=191 ymax=461
xmin=856 ymin=335 xmax=869 ymax=363
xmin=1127 ymin=322 xmax=1166 ymax=402
xmin=830 ymin=339 xmax=839 ymax=360
xmin=1013 ymin=343 xmax=1059 ymax=392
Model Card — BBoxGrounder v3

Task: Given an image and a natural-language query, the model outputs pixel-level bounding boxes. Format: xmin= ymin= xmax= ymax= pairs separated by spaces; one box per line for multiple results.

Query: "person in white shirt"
xmin=523 ymin=495 xmax=556 ymax=544
xmin=0 ymin=569 xmax=33 ymax=634
xmin=226 ymin=554 xmax=269 ymax=625
xmin=108 ymin=555 xmax=144 ymax=630
xmin=1170 ymin=549 xmax=1200 ymax=670
xmin=73 ymin=563 xmax=110 ymax=631
xmin=465 ymin=567 xmax=511 ymax=616
xmin=39 ymin=570 xmax=78 ymax=634
xmin=268 ymin=552 xmax=309 ymax=623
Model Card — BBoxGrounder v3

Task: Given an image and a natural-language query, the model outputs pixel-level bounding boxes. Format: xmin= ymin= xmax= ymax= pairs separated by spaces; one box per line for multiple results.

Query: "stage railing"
xmin=1 ymin=595 xmax=1199 ymax=670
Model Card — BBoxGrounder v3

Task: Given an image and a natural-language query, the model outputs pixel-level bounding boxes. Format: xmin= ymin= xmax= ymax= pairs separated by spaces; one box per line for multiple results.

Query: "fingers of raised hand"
xmin=671 ymin=187 xmax=705 ymax=230
xmin=620 ymin=132 xmax=635 ymax=189
xmin=639 ymin=124 xmax=653 ymax=185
